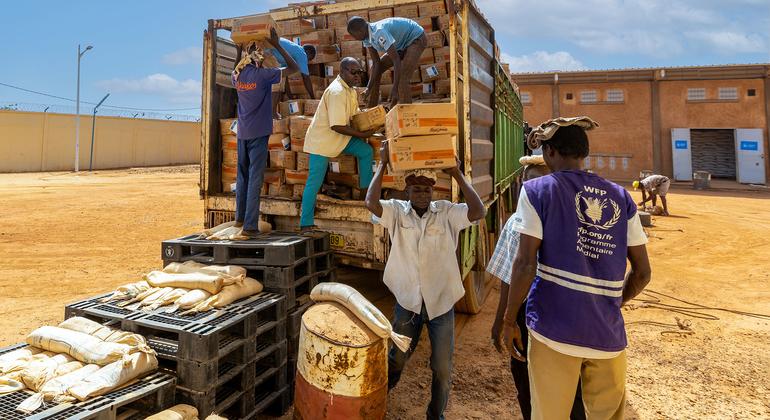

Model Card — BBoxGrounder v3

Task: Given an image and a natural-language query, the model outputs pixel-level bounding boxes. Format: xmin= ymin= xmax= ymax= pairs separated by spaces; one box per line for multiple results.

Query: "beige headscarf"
xmin=526 ymin=116 xmax=599 ymax=150
xmin=233 ymin=41 xmax=265 ymax=80
xmin=519 ymin=154 xmax=545 ymax=166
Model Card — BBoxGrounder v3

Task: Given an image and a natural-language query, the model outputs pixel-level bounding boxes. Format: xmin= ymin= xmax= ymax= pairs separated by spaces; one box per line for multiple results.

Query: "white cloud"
xmin=685 ymin=31 xmax=767 ymax=54
xmin=96 ymin=73 xmax=200 ymax=104
xmin=502 ymin=51 xmax=586 ymax=72
xmin=162 ymin=47 xmax=202 ymax=65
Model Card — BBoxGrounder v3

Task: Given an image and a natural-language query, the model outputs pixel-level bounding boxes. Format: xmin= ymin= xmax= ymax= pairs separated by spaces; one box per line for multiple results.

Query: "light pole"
xmin=75 ymin=44 xmax=93 ymax=172
xmin=89 ymin=93 xmax=110 ymax=171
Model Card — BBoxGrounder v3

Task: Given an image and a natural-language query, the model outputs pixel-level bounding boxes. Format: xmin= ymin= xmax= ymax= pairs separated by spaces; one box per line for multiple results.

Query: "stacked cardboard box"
xmin=385 ymin=103 xmax=458 ymax=172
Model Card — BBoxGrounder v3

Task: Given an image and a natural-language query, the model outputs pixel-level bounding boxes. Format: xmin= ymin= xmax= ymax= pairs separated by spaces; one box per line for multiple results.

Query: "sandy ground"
xmin=0 ymin=167 xmax=768 ymax=419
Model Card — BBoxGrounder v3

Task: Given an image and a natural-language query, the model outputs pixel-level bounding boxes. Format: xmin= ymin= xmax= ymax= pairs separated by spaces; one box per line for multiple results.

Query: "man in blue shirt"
xmin=347 ymin=16 xmax=427 ymax=108
xmin=265 ymin=38 xmax=317 ymax=115
xmin=232 ymin=28 xmax=300 ymax=237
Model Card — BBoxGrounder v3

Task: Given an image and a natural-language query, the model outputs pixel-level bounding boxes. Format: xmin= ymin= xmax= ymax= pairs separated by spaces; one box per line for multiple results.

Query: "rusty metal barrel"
xmin=294 ymin=302 xmax=388 ymax=420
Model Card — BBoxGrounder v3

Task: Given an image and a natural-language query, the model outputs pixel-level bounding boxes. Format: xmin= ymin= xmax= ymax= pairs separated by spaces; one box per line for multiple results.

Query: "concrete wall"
xmin=0 ymin=111 xmax=200 ymax=172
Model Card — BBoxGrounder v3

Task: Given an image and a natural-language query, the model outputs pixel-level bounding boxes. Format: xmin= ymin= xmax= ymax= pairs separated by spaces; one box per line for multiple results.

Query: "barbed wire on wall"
xmin=0 ymin=102 xmax=200 ymax=122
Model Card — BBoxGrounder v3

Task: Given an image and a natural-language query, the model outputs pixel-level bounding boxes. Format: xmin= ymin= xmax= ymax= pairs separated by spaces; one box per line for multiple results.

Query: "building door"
xmin=690 ymin=129 xmax=736 ymax=179
xmin=735 ymin=129 xmax=766 ymax=184
xmin=671 ymin=128 xmax=692 ymax=181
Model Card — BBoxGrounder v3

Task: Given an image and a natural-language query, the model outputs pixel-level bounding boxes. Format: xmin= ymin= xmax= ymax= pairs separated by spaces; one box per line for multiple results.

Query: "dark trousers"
xmin=388 ymin=303 xmax=454 ymax=420
xmin=235 ymin=136 xmax=268 ymax=231
xmin=512 ymin=299 xmax=586 ymax=420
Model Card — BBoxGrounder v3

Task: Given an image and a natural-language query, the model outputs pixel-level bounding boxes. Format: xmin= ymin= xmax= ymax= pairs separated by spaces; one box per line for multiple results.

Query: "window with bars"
xmin=580 ymin=90 xmax=598 ymax=103
xmin=520 ymin=92 xmax=532 ymax=104
xmin=718 ymin=87 xmax=738 ymax=100
xmin=606 ymin=89 xmax=624 ymax=103
xmin=687 ymin=88 xmax=706 ymax=101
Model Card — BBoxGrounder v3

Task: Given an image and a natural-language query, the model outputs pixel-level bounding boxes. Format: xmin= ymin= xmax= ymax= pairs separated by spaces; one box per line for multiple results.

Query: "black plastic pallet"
xmin=253 ymin=340 xmax=288 ymax=374
xmin=310 ymin=250 xmax=335 ymax=274
xmin=158 ymin=341 xmax=256 ymax=391
xmin=0 ymin=371 xmax=175 ymax=420
xmin=298 ymin=231 xmax=331 ymax=255
xmin=161 ymin=233 xmax=312 ymax=267
xmin=264 ymin=275 xmax=318 ymax=310
xmin=243 ymin=258 xmax=313 ymax=289
xmin=288 ymin=332 xmax=300 ymax=361
xmin=65 ymin=293 xmax=286 ymax=363
xmin=287 ymin=300 xmax=313 ymax=338
xmin=174 ymin=367 xmax=255 ymax=419
xmin=236 ymin=372 xmax=291 ymax=419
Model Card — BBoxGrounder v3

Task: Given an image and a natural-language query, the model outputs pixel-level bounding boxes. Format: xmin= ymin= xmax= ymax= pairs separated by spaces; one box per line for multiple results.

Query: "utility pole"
xmin=89 ymin=93 xmax=110 ymax=171
xmin=75 ymin=44 xmax=93 ymax=172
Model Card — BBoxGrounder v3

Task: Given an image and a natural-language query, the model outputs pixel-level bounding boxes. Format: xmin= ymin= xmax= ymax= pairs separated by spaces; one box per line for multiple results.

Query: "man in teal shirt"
xmin=265 ymin=38 xmax=317 ymax=115
xmin=347 ymin=16 xmax=426 ymax=108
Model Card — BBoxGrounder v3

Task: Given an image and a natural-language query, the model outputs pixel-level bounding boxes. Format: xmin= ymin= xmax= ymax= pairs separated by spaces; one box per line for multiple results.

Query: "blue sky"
xmin=1 ymin=0 xmax=767 ymax=117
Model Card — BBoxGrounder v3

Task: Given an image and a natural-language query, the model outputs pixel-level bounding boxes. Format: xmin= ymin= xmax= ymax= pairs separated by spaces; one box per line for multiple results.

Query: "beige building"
xmin=512 ymin=64 xmax=770 ymax=184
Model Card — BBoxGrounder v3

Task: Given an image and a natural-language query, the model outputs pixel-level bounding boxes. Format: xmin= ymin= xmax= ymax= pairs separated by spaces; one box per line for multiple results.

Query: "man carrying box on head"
xmin=264 ymin=38 xmax=317 ymax=116
xmin=347 ymin=16 xmax=427 ymax=108
xmin=232 ymin=28 xmax=300 ymax=237
xmin=299 ymin=57 xmax=377 ymax=231
xmin=364 ymin=142 xmax=485 ymax=420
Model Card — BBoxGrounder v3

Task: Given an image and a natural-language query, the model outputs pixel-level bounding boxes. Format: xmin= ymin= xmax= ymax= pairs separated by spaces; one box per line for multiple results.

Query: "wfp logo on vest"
xmin=575 ymin=186 xmax=620 ymax=230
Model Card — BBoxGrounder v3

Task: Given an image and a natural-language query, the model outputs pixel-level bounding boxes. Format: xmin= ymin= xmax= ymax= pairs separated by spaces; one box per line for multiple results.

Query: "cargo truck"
xmin=199 ymin=0 xmax=526 ymax=313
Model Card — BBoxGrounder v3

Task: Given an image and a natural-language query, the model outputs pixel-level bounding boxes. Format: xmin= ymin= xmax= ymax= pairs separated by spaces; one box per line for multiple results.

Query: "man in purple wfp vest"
xmin=502 ymin=117 xmax=652 ymax=419
xmin=231 ymin=28 xmax=300 ymax=237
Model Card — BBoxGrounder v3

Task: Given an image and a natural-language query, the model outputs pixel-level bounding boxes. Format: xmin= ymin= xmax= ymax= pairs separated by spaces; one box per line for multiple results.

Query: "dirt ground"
xmin=1 ymin=167 xmax=768 ymax=419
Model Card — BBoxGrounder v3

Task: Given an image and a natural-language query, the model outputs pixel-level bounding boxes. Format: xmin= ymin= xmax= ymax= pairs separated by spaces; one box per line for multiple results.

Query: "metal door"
xmin=671 ymin=128 xmax=692 ymax=181
xmin=735 ymin=129 xmax=766 ymax=184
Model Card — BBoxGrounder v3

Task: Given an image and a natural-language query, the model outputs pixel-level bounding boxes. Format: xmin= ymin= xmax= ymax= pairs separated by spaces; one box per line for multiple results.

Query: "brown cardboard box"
xmin=304 ymin=99 xmax=321 ymax=116
xmin=420 ymin=63 xmax=447 ymax=82
xmin=419 ymin=48 xmax=435 ymax=65
xmin=389 ymin=134 xmax=457 ymax=171
xmin=292 ymin=184 xmax=305 ymax=199
xmin=382 ymin=170 xmax=407 ymax=190
xmin=291 ymin=137 xmax=305 ymax=152
xmin=327 ymin=172 xmax=360 ymax=188
xmin=411 ymin=83 xmax=426 ymax=97
xmin=273 ymin=118 xmax=289 ymax=134
xmin=435 ymin=79 xmax=451 ymax=95
xmin=308 ymin=63 xmax=325 ymax=77
xmin=394 ymin=4 xmax=419 ymax=19
xmin=285 ymin=169 xmax=309 ymax=185
xmin=315 ymin=89 xmax=326 ymax=99
xmin=327 ymin=13 xmax=348 ymax=28
xmin=351 ymin=105 xmax=386 ymax=132
xmin=415 ymin=17 xmax=434 ymax=32
xmin=329 ymin=155 xmax=357 ymax=174
xmin=269 ymin=133 xmax=290 ymax=150
xmin=290 ymin=116 xmax=312 ymax=139
xmin=410 ymin=69 xmax=422 ymax=83
xmin=419 ymin=1 xmax=447 ymax=16
xmin=426 ymin=31 xmax=445 ymax=48
xmin=433 ymin=190 xmax=452 ymax=201
xmin=289 ymin=75 xmax=325 ymax=95
xmin=437 ymin=14 xmax=450 ymax=31
xmin=340 ymin=40 xmax=364 ymax=57
xmin=270 ymin=150 xmax=296 ymax=169
xmin=294 ymin=29 xmax=334 ymax=47
xmin=264 ymin=168 xmax=285 ymax=184
xmin=280 ymin=100 xmax=304 ymax=117
xmin=277 ymin=18 xmax=315 ymax=36
xmin=268 ymin=182 xmax=293 ymax=198
xmin=368 ymin=134 xmax=385 ymax=154
xmin=311 ymin=15 xmax=327 ymax=30
xmin=369 ymin=8 xmax=394 ymax=21
xmin=324 ymin=62 xmax=341 ymax=77
xmin=261 ymin=183 xmax=269 ymax=196
xmin=296 ymin=152 xmax=310 ymax=171
xmin=220 ymin=118 xmax=236 ymax=136
xmin=435 ymin=172 xmax=452 ymax=192
xmin=434 ymin=46 xmax=450 ymax=63
xmin=386 ymin=103 xmax=458 ymax=138
xmin=334 ymin=27 xmax=357 ymax=43
xmin=309 ymin=45 xmax=340 ymax=64
xmin=347 ymin=11 xmax=369 ymax=21
xmin=231 ymin=14 xmax=276 ymax=45
xmin=223 ymin=147 xmax=238 ymax=167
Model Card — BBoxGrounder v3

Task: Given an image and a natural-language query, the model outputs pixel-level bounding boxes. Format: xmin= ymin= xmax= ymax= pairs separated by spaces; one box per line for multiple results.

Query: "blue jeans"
xmin=388 ymin=303 xmax=454 ymax=420
xmin=235 ymin=136 xmax=269 ymax=231
xmin=299 ymin=137 xmax=373 ymax=227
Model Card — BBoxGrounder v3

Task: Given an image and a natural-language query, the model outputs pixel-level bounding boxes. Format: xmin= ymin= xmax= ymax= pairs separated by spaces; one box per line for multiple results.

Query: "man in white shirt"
xmin=365 ymin=142 xmax=486 ymax=420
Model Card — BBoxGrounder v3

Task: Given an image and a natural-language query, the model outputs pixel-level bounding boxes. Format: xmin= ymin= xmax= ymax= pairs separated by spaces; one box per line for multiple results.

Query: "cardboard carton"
xmin=311 ymin=15 xmax=328 ymax=30
xmin=340 ymin=40 xmax=365 ymax=58
xmin=327 ymin=172 xmax=360 ymax=188
xmin=291 ymin=29 xmax=334 ymax=47
xmin=261 ymin=183 xmax=268 ymax=196
xmin=434 ymin=46 xmax=450 ymax=63
xmin=433 ymin=190 xmax=452 ymax=201
xmin=280 ymin=100 xmax=304 ymax=117
xmin=351 ymin=106 xmax=386 ymax=132
xmin=270 ymin=150 xmax=296 ymax=169
xmin=382 ymin=170 xmax=407 ymax=190
xmin=268 ymin=182 xmax=293 ymax=198
xmin=288 ymin=75 xmax=325 ymax=95
xmin=269 ymin=133 xmax=290 ymax=150
xmin=296 ymin=152 xmax=310 ymax=171
xmin=419 ymin=1 xmax=447 ymax=16
xmin=291 ymin=137 xmax=305 ymax=152
xmin=329 ymin=155 xmax=357 ymax=174
xmin=426 ymin=31 xmax=445 ymax=48
xmin=369 ymin=8 xmax=394 ymax=21
xmin=393 ymin=4 xmax=419 ymax=19
xmin=304 ymin=99 xmax=321 ymax=116
xmin=437 ymin=14 xmax=450 ymax=31
xmin=347 ymin=11 xmax=369 ymax=21
xmin=220 ymin=118 xmax=237 ymax=136
xmin=231 ymin=14 xmax=276 ymax=45
xmin=325 ymin=62 xmax=341 ymax=77
xmin=273 ymin=118 xmax=289 ymax=134
xmin=435 ymin=79 xmax=451 ymax=95
xmin=421 ymin=63 xmax=447 ymax=82
xmin=263 ymin=168 xmax=285 ymax=185
xmin=290 ymin=116 xmax=312 ymax=139
xmin=386 ymin=103 xmax=458 ymax=138
xmin=277 ymin=18 xmax=315 ymax=36
xmin=411 ymin=83 xmax=426 ymax=97
xmin=388 ymin=134 xmax=457 ymax=171
xmin=419 ymin=48 xmax=435 ymax=65
xmin=292 ymin=184 xmax=305 ymax=199
xmin=335 ymin=27 xmax=357 ymax=43
xmin=285 ymin=169 xmax=309 ymax=185
xmin=309 ymin=45 xmax=340 ymax=64
xmin=223 ymin=148 xmax=238 ymax=167
xmin=435 ymin=172 xmax=452 ymax=192
xmin=327 ymin=13 xmax=348 ymax=28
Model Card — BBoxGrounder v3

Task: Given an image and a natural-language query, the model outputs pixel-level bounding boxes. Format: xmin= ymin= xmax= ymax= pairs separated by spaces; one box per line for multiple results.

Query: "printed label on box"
xmin=289 ymin=102 xmax=300 ymax=114
xmin=329 ymin=162 xmax=341 ymax=173
xmin=423 ymin=84 xmax=434 ymax=94
xmin=426 ymin=65 xmax=439 ymax=78
xmin=229 ymin=120 xmax=238 ymax=135
xmin=674 ymin=140 xmax=688 ymax=149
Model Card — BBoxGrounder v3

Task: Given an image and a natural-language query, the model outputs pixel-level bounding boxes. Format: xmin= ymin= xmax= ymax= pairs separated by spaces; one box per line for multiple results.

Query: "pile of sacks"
xmin=0 ymin=317 xmax=157 ymax=413
xmin=101 ymin=261 xmax=262 ymax=314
